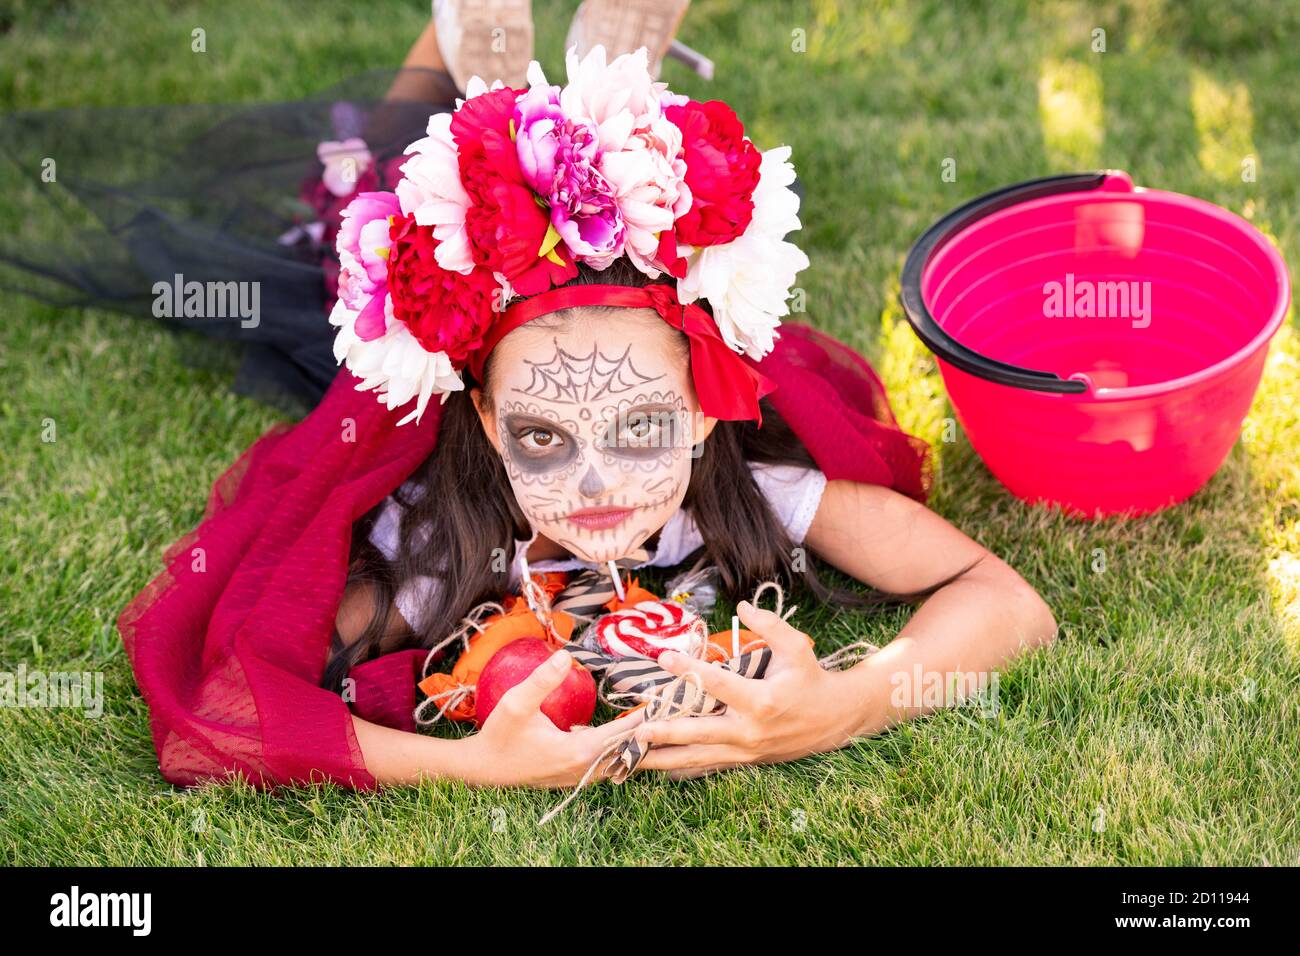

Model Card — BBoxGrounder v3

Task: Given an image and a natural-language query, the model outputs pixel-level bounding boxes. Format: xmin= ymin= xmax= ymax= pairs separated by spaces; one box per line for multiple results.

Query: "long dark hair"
xmin=323 ymin=262 xmax=929 ymax=691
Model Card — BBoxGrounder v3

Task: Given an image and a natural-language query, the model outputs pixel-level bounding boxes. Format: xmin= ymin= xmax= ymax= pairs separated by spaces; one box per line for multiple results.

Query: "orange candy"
xmin=416 ymin=598 xmax=575 ymax=722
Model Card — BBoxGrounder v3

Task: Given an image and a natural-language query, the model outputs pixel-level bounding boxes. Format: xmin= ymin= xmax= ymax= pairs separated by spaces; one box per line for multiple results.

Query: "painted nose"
xmin=578 ymin=464 xmax=612 ymax=499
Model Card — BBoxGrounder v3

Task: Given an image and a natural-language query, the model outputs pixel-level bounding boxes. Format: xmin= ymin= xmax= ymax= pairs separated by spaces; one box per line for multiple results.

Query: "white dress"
xmin=368 ymin=462 xmax=828 ymax=630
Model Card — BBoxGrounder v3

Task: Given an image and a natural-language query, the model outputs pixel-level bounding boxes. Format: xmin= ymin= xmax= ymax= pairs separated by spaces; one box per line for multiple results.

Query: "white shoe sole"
xmin=435 ymin=0 xmax=534 ymax=91
xmin=566 ymin=0 xmax=692 ymax=79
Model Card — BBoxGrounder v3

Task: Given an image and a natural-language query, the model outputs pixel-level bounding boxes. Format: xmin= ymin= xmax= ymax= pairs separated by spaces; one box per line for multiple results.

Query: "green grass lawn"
xmin=1 ymin=0 xmax=1298 ymax=865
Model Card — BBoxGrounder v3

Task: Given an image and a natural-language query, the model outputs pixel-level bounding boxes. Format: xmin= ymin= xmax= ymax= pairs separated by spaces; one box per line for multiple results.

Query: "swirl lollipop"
xmin=592 ymin=599 xmax=705 ymax=660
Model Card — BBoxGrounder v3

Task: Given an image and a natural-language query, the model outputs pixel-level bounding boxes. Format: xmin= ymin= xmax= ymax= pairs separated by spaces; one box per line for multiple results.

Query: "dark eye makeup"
xmin=599 ymin=404 xmax=686 ymax=460
xmin=502 ymin=413 xmax=579 ymax=472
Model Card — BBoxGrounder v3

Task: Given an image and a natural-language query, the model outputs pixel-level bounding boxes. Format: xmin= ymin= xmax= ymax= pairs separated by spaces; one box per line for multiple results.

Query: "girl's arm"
xmin=634 ymin=480 xmax=1057 ymax=774
xmin=350 ymin=660 xmax=643 ymax=788
xmin=800 ymin=479 xmax=1057 ymax=734
xmin=351 ymin=714 xmax=475 ymax=786
xmin=383 ymin=19 xmax=454 ymax=102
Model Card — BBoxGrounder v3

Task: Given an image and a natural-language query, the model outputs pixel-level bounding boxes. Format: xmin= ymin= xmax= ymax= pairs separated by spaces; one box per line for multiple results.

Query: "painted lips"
xmin=567 ymin=506 xmax=635 ymax=530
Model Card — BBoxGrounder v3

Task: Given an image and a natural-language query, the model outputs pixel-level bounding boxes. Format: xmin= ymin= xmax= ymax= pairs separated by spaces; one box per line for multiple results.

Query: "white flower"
xmin=395 ymin=112 xmax=475 ymax=275
xmin=559 ymin=46 xmax=669 ymax=154
xmin=677 ymin=145 xmax=809 ymax=360
xmin=329 ymin=295 xmax=463 ymax=426
xmin=461 ymin=75 xmax=506 ymax=103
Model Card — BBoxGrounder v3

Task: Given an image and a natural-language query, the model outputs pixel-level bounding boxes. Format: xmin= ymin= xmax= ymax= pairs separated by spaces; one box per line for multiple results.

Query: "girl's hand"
xmin=462 ymin=650 xmax=643 ymax=789
xmin=633 ymin=601 xmax=864 ymax=779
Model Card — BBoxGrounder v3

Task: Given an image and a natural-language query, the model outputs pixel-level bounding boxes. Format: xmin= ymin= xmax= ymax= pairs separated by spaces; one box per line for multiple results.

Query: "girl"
xmin=334 ymin=257 xmax=1059 ymax=789
xmin=6 ymin=17 xmax=1056 ymax=791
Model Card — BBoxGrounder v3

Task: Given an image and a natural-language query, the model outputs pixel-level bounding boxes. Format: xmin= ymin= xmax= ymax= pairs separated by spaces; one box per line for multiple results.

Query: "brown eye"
xmin=522 ymin=427 xmax=560 ymax=450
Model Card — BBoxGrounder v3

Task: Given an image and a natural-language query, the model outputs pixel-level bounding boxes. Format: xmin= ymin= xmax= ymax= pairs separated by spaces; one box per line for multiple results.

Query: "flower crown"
xmin=328 ymin=45 xmax=809 ymax=425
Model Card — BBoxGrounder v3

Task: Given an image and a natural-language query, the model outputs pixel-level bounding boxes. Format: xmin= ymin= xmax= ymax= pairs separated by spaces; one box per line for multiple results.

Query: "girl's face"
xmin=476 ymin=307 xmax=715 ymax=564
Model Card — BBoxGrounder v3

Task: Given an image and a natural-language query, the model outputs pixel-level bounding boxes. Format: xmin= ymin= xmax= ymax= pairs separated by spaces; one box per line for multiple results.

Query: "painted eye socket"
xmin=500 ymin=411 xmax=580 ymax=474
xmin=601 ymin=406 xmax=681 ymax=456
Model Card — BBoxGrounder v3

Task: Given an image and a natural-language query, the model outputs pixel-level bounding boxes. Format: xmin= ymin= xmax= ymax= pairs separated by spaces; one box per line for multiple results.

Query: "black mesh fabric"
xmin=0 ymin=67 xmax=460 ymax=412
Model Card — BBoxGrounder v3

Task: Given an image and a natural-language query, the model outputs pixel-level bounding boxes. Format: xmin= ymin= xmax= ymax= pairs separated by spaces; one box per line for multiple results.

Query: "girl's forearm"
xmin=351 ymin=714 xmax=478 ymax=786
xmin=839 ymin=564 xmax=1057 ymax=738
xmin=401 ymin=20 xmax=448 ymax=71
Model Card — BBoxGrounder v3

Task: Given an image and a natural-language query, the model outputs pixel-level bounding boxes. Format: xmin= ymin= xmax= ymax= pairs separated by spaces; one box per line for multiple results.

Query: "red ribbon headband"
xmin=468 ymin=284 xmax=776 ymax=422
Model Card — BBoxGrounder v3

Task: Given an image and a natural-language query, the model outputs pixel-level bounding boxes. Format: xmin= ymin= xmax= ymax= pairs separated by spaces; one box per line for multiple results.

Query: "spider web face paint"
xmin=491 ymin=327 xmax=698 ymax=564
xmin=515 ymin=342 xmax=665 ymax=404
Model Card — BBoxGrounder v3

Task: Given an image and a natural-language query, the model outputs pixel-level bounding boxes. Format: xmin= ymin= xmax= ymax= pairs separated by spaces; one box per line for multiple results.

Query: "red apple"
xmin=474 ymin=638 xmax=597 ymax=731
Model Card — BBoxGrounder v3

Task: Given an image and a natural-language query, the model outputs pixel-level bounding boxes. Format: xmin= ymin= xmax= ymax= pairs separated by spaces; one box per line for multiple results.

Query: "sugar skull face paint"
xmin=478 ymin=308 xmax=714 ymax=564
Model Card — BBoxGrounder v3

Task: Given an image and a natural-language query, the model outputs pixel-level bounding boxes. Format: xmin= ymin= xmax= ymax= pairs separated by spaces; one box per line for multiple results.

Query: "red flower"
xmin=449 ymin=86 xmax=520 ymax=178
xmin=463 ymin=175 xmax=578 ymax=295
xmin=665 ymin=99 xmax=762 ymax=248
xmin=655 ymin=230 xmax=688 ymax=279
xmin=450 ymin=86 xmax=577 ymax=294
xmin=386 ymin=213 xmax=500 ymax=364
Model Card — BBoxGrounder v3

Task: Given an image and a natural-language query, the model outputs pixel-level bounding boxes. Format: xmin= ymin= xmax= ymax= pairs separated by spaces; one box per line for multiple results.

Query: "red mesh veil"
xmin=119 ymin=374 xmax=439 ymax=789
xmin=118 ymin=323 xmax=929 ymax=790
xmin=758 ymin=323 xmax=930 ymax=498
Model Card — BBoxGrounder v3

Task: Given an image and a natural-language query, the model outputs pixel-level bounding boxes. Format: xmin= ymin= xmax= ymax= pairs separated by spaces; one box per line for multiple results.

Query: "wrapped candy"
xmin=412 ymin=563 xmax=839 ymax=825
xmin=559 ymin=577 xmax=812 ymax=787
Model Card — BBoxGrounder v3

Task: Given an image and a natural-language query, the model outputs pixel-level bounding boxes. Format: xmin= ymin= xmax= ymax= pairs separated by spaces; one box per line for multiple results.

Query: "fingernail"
xmin=549 ymin=653 xmax=569 ymax=670
xmin=738 ymin=600 xmax=752 ymax=613
xmin=659 ymin=650 xmax=678 ymax=666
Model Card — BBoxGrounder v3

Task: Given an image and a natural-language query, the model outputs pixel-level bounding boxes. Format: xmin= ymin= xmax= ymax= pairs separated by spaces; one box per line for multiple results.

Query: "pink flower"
xmin=336 ymin=191 xmax=401 ymax=338
xmin=334 ymin=250 xmax=369 ymax=310
xmin=454 ymin=85 xmax=578 ymax=294
xmin=317 ymin=137 xmax=373 ymax=197
xmin=665 ymin=99 xmax=761 ymax=248
xmin=514 ymin=83 xmax=576 ymax=192
xmin=599 ymin=114 xmax=692 ymax=277
xmin=515 ymin=76 xmax=625 ymax=267
xmin=338 ymin=192 xmax=400 ymax=278
xmin=536 ymin=52 xmax=681 ymax=273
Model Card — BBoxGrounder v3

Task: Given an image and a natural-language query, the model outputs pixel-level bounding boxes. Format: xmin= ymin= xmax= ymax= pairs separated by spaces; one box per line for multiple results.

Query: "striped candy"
xmin=592 ymin=600 xmax=703 ymax=660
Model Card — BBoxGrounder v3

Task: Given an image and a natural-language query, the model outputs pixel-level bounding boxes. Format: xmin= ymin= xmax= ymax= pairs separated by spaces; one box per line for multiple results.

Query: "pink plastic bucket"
xmin=900 ymin=171 xmax=1291 ymax=516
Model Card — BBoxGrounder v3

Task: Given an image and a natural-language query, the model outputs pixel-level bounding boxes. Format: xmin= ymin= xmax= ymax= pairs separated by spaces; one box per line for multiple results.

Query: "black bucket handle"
xmin=899 ymin=172 xmax=1118 ymax=394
